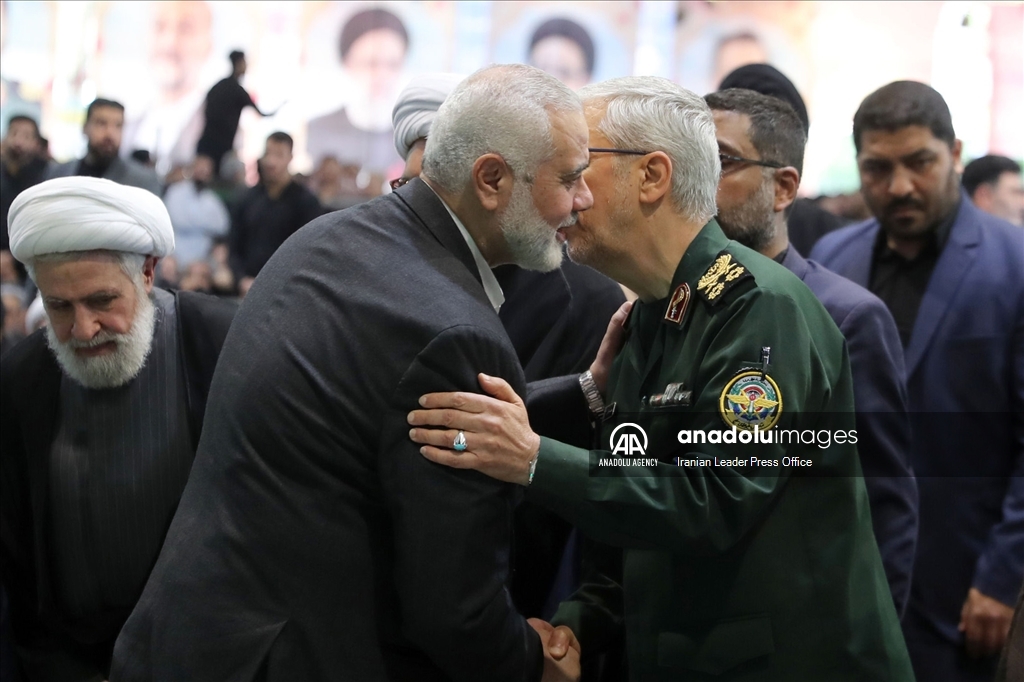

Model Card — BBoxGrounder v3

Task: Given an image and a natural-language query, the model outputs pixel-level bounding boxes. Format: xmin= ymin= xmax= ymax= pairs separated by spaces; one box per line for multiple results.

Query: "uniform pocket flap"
xmin=657 ymin=614 xmax=774 ymax=675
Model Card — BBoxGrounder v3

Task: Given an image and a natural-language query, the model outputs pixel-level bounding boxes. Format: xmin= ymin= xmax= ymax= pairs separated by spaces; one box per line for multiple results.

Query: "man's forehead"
xmin=712 ymin=109 xmax=754 ymax=152
xmin=858 ymin=125 xmax=948 ymax=157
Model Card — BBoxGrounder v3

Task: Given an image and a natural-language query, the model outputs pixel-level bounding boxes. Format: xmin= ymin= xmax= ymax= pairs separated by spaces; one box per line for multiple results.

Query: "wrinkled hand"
xmin=589 ymin=301 xmax=633 ymax=395
xmin=529 ymin=619 xmax=581 ymax=682
xmin=408 ymin=373 xmax=539 ymax=486
xmin=959 ymin=587 xmax=1013 ymax=657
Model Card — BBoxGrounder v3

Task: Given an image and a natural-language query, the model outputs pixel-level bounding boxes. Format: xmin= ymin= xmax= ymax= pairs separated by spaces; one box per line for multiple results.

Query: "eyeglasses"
xmin=389 ymin=177 xmax=411 ymax=191
xmin=588 ymin=147 xmax=650 ymax=155
xmin=719 ymin=153 xmax=784 ymax=175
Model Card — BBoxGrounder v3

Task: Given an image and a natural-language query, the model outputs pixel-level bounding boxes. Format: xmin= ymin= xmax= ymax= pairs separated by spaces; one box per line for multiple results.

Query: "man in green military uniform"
xmin=408 ymin=77 xmax=913 ymax=681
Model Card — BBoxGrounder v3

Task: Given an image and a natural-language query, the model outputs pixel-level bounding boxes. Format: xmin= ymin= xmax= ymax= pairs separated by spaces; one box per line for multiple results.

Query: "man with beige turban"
xmin=0 ymin=177 xmax=236 ymax=682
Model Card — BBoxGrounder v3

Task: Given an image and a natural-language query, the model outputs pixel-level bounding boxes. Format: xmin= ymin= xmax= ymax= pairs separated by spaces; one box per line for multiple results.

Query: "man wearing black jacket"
xmin=1 ymin=177 xmax=236 ymax=681
xmin=112 ymin=64 xmax=590 ymax=682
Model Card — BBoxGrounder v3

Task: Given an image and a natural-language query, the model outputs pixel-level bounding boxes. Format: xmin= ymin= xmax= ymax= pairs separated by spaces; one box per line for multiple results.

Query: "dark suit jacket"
xmin=781 ymin=247 xmax=918 ymax=618
xmin=494 ymin=262 xmax=625 ymax=618
xmin=111 ymin=179 xmax=544 ymax=682
xmin=45 ymin=157 xmax=163 ymax=197
xmin=811 ymin=196 xmax=1024 ymax=643
xmin=0 ymin=291 xmax=237 ymax=682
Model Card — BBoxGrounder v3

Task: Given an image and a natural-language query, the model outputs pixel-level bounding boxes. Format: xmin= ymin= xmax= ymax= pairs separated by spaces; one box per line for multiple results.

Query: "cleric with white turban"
xmin=0 ymin=176 xmax=235 ymax=680
xmin=8 ymin=175 xmax=174 ymax=263
xmin=391 ymin=72 xmax=465 ymax=180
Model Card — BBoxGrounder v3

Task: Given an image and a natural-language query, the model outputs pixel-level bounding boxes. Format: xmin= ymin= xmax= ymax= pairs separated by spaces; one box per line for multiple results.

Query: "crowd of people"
xmin=0 ymin=45 xmax=1022 ymax=682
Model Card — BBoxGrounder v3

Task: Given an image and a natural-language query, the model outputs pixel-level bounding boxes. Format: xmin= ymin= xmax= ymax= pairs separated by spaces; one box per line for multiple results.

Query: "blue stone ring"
xmin=453 ymin=431 xmax=468 ymax=452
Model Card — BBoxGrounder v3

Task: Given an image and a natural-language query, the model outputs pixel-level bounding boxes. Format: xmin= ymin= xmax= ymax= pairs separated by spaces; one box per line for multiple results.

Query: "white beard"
xmin=46 ymin=293 xmax=157 ymax=390
xmin=499 ymin=180 xmax=569 ymax=273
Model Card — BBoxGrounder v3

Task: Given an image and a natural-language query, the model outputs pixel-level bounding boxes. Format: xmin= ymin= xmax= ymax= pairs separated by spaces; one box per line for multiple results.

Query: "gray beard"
xmin=46 ymin=293 xmax=157 ymax=389
xmin=499 ymin=180 xmax=567 ymax=273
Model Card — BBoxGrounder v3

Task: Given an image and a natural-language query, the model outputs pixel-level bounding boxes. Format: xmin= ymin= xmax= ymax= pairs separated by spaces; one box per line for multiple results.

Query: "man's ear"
xmin=951 ymin=139 xmax=964 ymax=175
xmin=773 ymin=167 xmax=801 ymax=214
xmin=970 ymin=184 xmax=993 ymax=211
xmin=472 ymin=154 xmax=513 ymax=212
xmin=142 ymin=256 xmax=158 ymax=293
xmin=638 ymin=152 xmax=673 ymax=206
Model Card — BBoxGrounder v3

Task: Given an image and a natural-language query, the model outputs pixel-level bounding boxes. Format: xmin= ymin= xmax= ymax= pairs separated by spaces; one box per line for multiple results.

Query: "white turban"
xmin=392 ymin=72 xmax=466 ymax=161
xmin=7 ymin=176 xmax=174 ymax=263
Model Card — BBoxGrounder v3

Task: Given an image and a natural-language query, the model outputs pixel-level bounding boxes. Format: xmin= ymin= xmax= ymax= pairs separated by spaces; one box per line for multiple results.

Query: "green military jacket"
xmin=528 ymin=221 xmax=913 ymax=681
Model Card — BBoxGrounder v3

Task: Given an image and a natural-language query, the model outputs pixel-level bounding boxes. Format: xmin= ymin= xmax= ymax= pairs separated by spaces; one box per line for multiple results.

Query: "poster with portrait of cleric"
xmin=298 ymin=1 xmax=455 ymax=181
xmin=489 ymin=1 xmax=635 ymax=91
xmin=93 ymin=1 xmax=258 ymax=176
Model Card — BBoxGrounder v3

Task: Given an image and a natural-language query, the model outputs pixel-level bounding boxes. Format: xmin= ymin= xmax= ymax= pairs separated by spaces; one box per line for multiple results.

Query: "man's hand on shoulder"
xmin=408 ymin=373 xmax=539 ymax=486
xmin=589 ymin=301 xmax=633 ymax=395
xmin=528 ymin=618 xmax=581 ymax=682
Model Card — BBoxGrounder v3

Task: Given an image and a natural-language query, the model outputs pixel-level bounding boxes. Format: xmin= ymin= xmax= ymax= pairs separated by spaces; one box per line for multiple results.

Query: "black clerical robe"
xmin=0 ymin=290 xmax=236 ymax=682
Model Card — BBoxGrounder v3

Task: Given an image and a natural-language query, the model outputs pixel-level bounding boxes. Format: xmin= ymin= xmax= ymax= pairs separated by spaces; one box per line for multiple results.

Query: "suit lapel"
xmin=844 ymin=223 xmax=877 ymax=288
xmin=904 ymin=201 xmax=982 ymax=378
xmin=781 ymin=247 xmax=811 ymax=281
xmin=394 ymin=178 xmax=481 ymax=285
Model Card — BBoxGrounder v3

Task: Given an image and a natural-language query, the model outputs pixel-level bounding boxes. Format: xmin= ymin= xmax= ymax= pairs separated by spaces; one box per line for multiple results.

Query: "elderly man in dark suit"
xmin=46 ymin=99 xmax=162 ymax=196
xmin=704 ymin=87 xmax=918 ymax=617
xmin=391 ymin=72 xmax=626 ymax=619
xmin=1 ymin=177 xmax=236 ymax=682
xmin=811 ymin=81 xmax=1024 ymax=682
xmin=112 ymin=64 xmax=592 ymax=682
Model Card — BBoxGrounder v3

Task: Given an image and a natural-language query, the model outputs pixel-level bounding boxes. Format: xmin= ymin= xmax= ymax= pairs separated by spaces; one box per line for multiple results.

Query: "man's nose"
xmin=888 ymin=165 xmax=914 ymax=197
xmin=71 ymin=307 xmax=100 ymax=341
xmin=574 ymin=178 xmax=594 ymax=212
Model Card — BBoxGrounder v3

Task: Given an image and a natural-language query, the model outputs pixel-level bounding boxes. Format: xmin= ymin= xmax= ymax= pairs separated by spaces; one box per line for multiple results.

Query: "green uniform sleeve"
xmin=528 ymin=287 xmax=849 ymax=556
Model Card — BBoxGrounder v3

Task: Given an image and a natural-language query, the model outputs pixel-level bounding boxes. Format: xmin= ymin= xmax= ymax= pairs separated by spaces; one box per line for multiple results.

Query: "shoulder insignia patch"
xmin=719 ymin=371 xmax=782 ymax=431
xmin=697 ymin=250 xmax=753 ymax=305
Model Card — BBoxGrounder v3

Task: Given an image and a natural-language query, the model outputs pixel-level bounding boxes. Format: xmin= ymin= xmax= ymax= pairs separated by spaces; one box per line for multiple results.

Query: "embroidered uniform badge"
xmin=719 ymin=371 xmax=782 ymax=431
xmin=697 ymin=251 xmax=752 ymax=305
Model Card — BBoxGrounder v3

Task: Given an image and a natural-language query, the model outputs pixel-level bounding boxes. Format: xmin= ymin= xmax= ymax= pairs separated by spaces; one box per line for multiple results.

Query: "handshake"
xmin=528 ymin=618 xmax=582 ymax=682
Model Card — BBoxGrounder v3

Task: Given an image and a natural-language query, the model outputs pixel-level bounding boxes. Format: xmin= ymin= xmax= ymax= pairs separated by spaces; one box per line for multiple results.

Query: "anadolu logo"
xmin=609 ymin=423 xmax=648 ymax=456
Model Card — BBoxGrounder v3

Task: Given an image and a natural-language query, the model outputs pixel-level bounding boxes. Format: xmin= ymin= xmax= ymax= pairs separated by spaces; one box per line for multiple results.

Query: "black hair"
xmin=718 ymin=63 xmax=809 ymax=135
xmin=6 ymin=114 xmax=40 ymax=139
xmin=339 ymin=8 xmax=408 ymax=61
xmin=266 ymin=131 xmax=293 ymax=151
xmin=852 ymin=81 xmax=955 ymax=153
xmin=229 ymin=50 xmax=246 ymax=67
xmin=529 ymin=17 xmax=595 ymax=76
xmin=705 ymin=88 xmax=806 ymax=178
xmin=962 ymin=154 xmax=1022 ymax=196
xmin=85 ymin=98 xmax=124 ymax=123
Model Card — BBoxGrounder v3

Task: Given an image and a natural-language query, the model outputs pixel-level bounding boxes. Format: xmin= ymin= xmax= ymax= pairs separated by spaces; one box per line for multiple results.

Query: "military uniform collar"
xmin=627 ymin=220 xmax=731 ymax=329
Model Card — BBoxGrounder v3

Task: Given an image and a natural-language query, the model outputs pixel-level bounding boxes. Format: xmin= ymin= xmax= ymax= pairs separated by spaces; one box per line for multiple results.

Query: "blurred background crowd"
xmin=1 ymin=0 xmax=1022 ymax=351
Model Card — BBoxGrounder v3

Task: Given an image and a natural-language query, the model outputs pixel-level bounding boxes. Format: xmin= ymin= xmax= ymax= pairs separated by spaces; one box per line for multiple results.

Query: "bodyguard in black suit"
xmin=112 ymin=65 xmax=593 ymax=682
xmin=706 ymin=89 xmax=918 ymax=615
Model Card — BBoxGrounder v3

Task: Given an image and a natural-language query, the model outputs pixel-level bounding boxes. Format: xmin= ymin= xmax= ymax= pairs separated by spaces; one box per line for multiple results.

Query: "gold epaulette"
xmin=696 ymin=250 xmax=753 ymax=306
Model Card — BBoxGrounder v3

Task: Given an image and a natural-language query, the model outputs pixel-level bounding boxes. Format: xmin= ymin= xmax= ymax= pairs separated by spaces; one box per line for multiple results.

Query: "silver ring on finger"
xmin=453 ymin=430 xmax=468 ymax=452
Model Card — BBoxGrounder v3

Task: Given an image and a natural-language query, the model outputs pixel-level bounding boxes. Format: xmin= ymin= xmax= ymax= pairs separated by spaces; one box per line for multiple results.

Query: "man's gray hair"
xmin=26 ymin=250 xmax=146 ymax=285
xmin=579 ymin=76 xmax=720 ymax=223
xmin=422 ymin=64 xmax=582 ymax=193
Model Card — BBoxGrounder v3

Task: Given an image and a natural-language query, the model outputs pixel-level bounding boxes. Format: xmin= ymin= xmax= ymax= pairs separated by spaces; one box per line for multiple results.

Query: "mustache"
xmin=884 ymin=197 xmax=925 ymax=214
xmin=559 ymin=213 xmax=579 ymax=228
xmin=66 ymin=331 xmax=122 ymax=350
